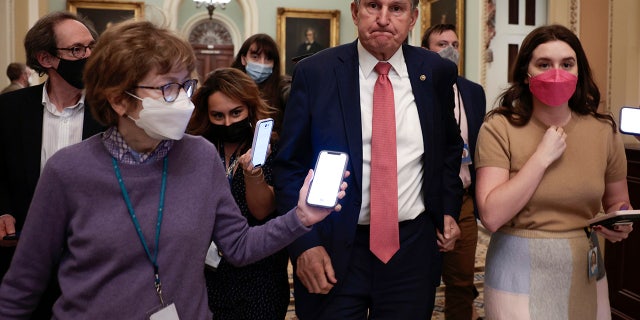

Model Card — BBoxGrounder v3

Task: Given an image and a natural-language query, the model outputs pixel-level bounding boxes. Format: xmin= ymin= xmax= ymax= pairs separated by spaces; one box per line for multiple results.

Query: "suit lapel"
xmin=335 ymin=42 xmax=364 ymax=193
xmin=404 ymin=46 xmax=436 ymax=160
xmin=20 ymin=85 xmax=45 ymax=188
xmin=457 ymin=79 xmax=474 ymax=122
xmin=457 ymin=78 xmax=482 ymax=146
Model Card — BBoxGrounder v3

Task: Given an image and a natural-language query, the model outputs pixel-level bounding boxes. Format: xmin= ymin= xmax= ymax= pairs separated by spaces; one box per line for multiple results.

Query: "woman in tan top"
xmin=475 ymin=25 xmax=634 ymax=319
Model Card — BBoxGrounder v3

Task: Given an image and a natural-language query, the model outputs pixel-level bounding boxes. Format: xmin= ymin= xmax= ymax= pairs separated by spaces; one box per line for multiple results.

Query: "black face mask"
xmin=55 ymin=57 xmax=87 ymax=89
xmin=206 ymin=118 xmax=253 ymax=144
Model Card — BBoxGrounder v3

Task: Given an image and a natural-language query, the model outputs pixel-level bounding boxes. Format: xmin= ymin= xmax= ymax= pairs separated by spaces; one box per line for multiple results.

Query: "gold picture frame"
xmin=420 ymin=0 xmax=465 ymax=75
xmin=67 ymin=1 xmax=144 ymax=35
xmin=276 ymin=8 xmax=340 ymax=75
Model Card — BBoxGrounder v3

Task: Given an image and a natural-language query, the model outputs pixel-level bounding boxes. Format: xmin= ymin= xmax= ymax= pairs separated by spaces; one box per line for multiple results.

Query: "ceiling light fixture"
xmin=193 ymin=0 xmax=231 ymax=20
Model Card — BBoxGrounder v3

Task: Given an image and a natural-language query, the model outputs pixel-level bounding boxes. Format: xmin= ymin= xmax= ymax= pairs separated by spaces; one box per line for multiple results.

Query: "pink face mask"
xmin=528 ymin=69 xmax=578 ymax=106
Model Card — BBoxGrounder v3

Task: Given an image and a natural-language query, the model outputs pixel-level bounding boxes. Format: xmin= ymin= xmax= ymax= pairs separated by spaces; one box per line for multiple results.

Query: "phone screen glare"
xmin=308 ymin=152 xmax=347 ymax=207
xmin=252 ymin=121 xmax=272 ymax=166
xmin=620 ymin=107 xmax=640 ymax=135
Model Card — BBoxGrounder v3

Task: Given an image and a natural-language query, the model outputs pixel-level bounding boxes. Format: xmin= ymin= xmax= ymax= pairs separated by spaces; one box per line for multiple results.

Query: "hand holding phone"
xmin=306 ymin=151 xmax=349 ymax=208
xmin=250 ymin=118 xmax=274 ymax=168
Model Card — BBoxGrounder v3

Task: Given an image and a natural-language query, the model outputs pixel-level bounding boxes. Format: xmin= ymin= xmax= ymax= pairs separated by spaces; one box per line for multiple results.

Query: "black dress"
xmin=205 ymin=145 xmax=290 ymax=320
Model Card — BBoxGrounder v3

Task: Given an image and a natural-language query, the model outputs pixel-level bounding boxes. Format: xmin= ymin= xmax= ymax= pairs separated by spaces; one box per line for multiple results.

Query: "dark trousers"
xmin=316 ymin=213 xmax=440 ymax=320
xmin=442 ymin=194 xmax=478 ymax=320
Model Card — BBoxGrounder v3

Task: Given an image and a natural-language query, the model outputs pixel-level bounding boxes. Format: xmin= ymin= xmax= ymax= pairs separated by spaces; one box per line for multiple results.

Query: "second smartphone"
xmin=250 ymin=118 xmax=274 ymax=168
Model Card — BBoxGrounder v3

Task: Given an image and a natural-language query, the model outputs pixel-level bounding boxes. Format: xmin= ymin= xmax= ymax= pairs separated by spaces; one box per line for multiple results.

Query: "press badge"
xmin=149 ymin=303 xmax=180 ymax=320
xmin=461 ymin=143 xmax=472 ymax=165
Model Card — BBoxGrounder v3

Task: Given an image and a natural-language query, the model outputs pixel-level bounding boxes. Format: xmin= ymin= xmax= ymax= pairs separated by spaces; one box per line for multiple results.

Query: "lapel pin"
xmin=420 ymin=75 xmax=426 ymax=81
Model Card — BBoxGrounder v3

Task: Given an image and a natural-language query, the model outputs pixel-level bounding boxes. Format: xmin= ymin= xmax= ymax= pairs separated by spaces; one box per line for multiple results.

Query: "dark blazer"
xmin=456 ymin=76 xmax=487 ymax=211
xmin=273 ymin=41 xmax=463 ymax=318
xmin=0 ymin=84 xmax=104 ymax=319
xmin=0 ymin=84 xmax=104 ymax=229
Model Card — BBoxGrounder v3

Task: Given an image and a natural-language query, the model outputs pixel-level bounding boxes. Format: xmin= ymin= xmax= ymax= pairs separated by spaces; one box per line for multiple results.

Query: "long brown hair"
xmin=188 ymin=68 xmax=279 ymax=145
xmin=489 ymin=24 xmax=615 ymax=131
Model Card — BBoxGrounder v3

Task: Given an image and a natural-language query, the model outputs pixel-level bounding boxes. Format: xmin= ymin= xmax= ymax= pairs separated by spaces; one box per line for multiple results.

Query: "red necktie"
xmin=369 ymin=62 xmax=399 ymax=263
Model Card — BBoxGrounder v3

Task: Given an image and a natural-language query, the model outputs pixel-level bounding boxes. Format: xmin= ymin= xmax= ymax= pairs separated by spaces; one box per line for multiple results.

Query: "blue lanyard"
xmin=112 ymin=156 xmax=168 ymax=306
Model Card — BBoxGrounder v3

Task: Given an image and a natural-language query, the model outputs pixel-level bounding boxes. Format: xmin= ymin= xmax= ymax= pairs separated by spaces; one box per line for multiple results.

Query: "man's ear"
xmin=36 ymin=51 xmax=56 ymax=69
xmin=351 ymin=2 xmax=359 ymax=25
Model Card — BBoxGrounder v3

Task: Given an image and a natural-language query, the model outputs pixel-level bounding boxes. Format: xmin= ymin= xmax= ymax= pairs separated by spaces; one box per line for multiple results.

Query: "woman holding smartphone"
xmin=187 ymin=68 xmax=288 ymax=319
xmin=0 ymin=21 xmax=344 ymax=319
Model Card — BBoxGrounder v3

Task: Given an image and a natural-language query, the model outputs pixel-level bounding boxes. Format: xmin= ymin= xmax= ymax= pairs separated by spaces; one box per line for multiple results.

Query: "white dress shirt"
xmin=357 ymin=41 xmax=425 ymax=224
xmin=41 ymin=83 xmax=86 ymax=171
xmin=454 ymin=84 xmax=472 ymax=189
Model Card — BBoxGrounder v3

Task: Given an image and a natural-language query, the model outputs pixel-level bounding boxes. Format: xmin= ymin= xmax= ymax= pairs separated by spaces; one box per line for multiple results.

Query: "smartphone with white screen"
xmin=620 ymin=106 xmax=640 ymax=135
xmin=306 ymin=151 xmax=349 ymax=208
xmin=250 ymin=118 xmax=274 ymax=167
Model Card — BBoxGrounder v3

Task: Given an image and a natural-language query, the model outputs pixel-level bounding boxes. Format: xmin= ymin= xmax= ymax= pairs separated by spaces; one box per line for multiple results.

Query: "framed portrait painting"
xmin=276 ymin=8 xmax=340 ymax=75
xmin=67 ymin=1 xmax=144 ymax=35
xmin=421 ymin=0 xmax=465 ymax=74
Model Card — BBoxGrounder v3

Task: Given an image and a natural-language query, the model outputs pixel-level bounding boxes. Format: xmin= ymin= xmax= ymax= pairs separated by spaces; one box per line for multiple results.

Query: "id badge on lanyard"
xmin=113 ymin=156 xmax=180 ymax=319
xmin=149 ymin=303 xmax=180 ymax=320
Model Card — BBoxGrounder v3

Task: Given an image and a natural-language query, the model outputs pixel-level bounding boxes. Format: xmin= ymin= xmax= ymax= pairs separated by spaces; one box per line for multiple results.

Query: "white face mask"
xmin=126 ymin=90 xmax=195 ymax=140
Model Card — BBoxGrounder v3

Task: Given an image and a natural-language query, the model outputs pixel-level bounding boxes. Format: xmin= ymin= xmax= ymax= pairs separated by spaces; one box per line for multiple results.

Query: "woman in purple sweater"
xmin=0 ymin=20 xmax=345 ymax=319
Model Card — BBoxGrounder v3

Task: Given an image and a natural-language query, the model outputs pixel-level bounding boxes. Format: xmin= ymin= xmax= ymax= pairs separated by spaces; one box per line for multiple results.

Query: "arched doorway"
xmin=189 ymin=19 xmax=235 ymax=82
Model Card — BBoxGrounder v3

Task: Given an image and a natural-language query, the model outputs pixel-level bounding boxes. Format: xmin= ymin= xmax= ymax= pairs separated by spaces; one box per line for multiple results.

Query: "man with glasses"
xmin=0 ymin=11 xmax=104 ymax=319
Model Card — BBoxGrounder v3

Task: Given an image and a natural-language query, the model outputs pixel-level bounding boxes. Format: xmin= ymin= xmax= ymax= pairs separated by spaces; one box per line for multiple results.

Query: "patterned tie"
xmin=369 ymin=62 xmax=399 ymax=263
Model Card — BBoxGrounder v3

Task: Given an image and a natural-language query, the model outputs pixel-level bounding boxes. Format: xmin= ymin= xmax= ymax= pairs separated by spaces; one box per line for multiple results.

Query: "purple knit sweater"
xmin=0 ymin=134 xmax=309 ymax=319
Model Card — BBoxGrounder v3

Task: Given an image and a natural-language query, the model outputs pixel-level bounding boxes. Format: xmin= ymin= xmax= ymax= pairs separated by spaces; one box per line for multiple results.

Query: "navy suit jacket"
xmin=0 ymin=84 xmax=105 ymax=230
xmin=273 ymin=41 xmax=463 ymax=318
xmin=456 ymin=76 xmax=487 ymax=211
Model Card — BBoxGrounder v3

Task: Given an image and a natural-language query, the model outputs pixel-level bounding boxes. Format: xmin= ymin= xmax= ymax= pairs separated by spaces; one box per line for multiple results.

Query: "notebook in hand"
xmin=588 ymin=210 xmax=640 ymax=229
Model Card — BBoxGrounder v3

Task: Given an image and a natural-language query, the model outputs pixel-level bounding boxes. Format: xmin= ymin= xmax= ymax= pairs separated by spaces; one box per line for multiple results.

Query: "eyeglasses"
xmin=135 ymin=79 xmax=198 ymax=102
xmin=56 ymin=44 xmax=94 ymax=59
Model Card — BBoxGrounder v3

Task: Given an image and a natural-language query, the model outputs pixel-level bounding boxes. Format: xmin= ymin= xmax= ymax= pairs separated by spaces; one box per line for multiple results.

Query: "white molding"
xmin=164 ymin=0 xmax=181 ymax=30
xmin=570 ymin=0 xmax=579 ymax=34
xmin=239 ymin=0 xmax=258 ymax=38
xmin=607 ymin=0 xmax=612 ymax=113
xmin=27 ymin=0 xmax=38 ymax=28
xmin=1 ymin=0 xmax=15 ymax=67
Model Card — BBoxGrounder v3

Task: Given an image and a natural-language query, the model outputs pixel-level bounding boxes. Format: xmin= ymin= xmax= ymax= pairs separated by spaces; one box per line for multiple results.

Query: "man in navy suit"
xmin=273 ymin=1 xmax=463 ymax=319
xmin=0 ymin=12 xmax=104 ymax=319
xmin=422 ymin=23 xmax=487 ymax=320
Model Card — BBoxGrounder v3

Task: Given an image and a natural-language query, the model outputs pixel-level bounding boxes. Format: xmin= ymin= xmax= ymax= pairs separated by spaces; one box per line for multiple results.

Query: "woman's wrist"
xmin=244 ymin=167 xmax=264 ymax=183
